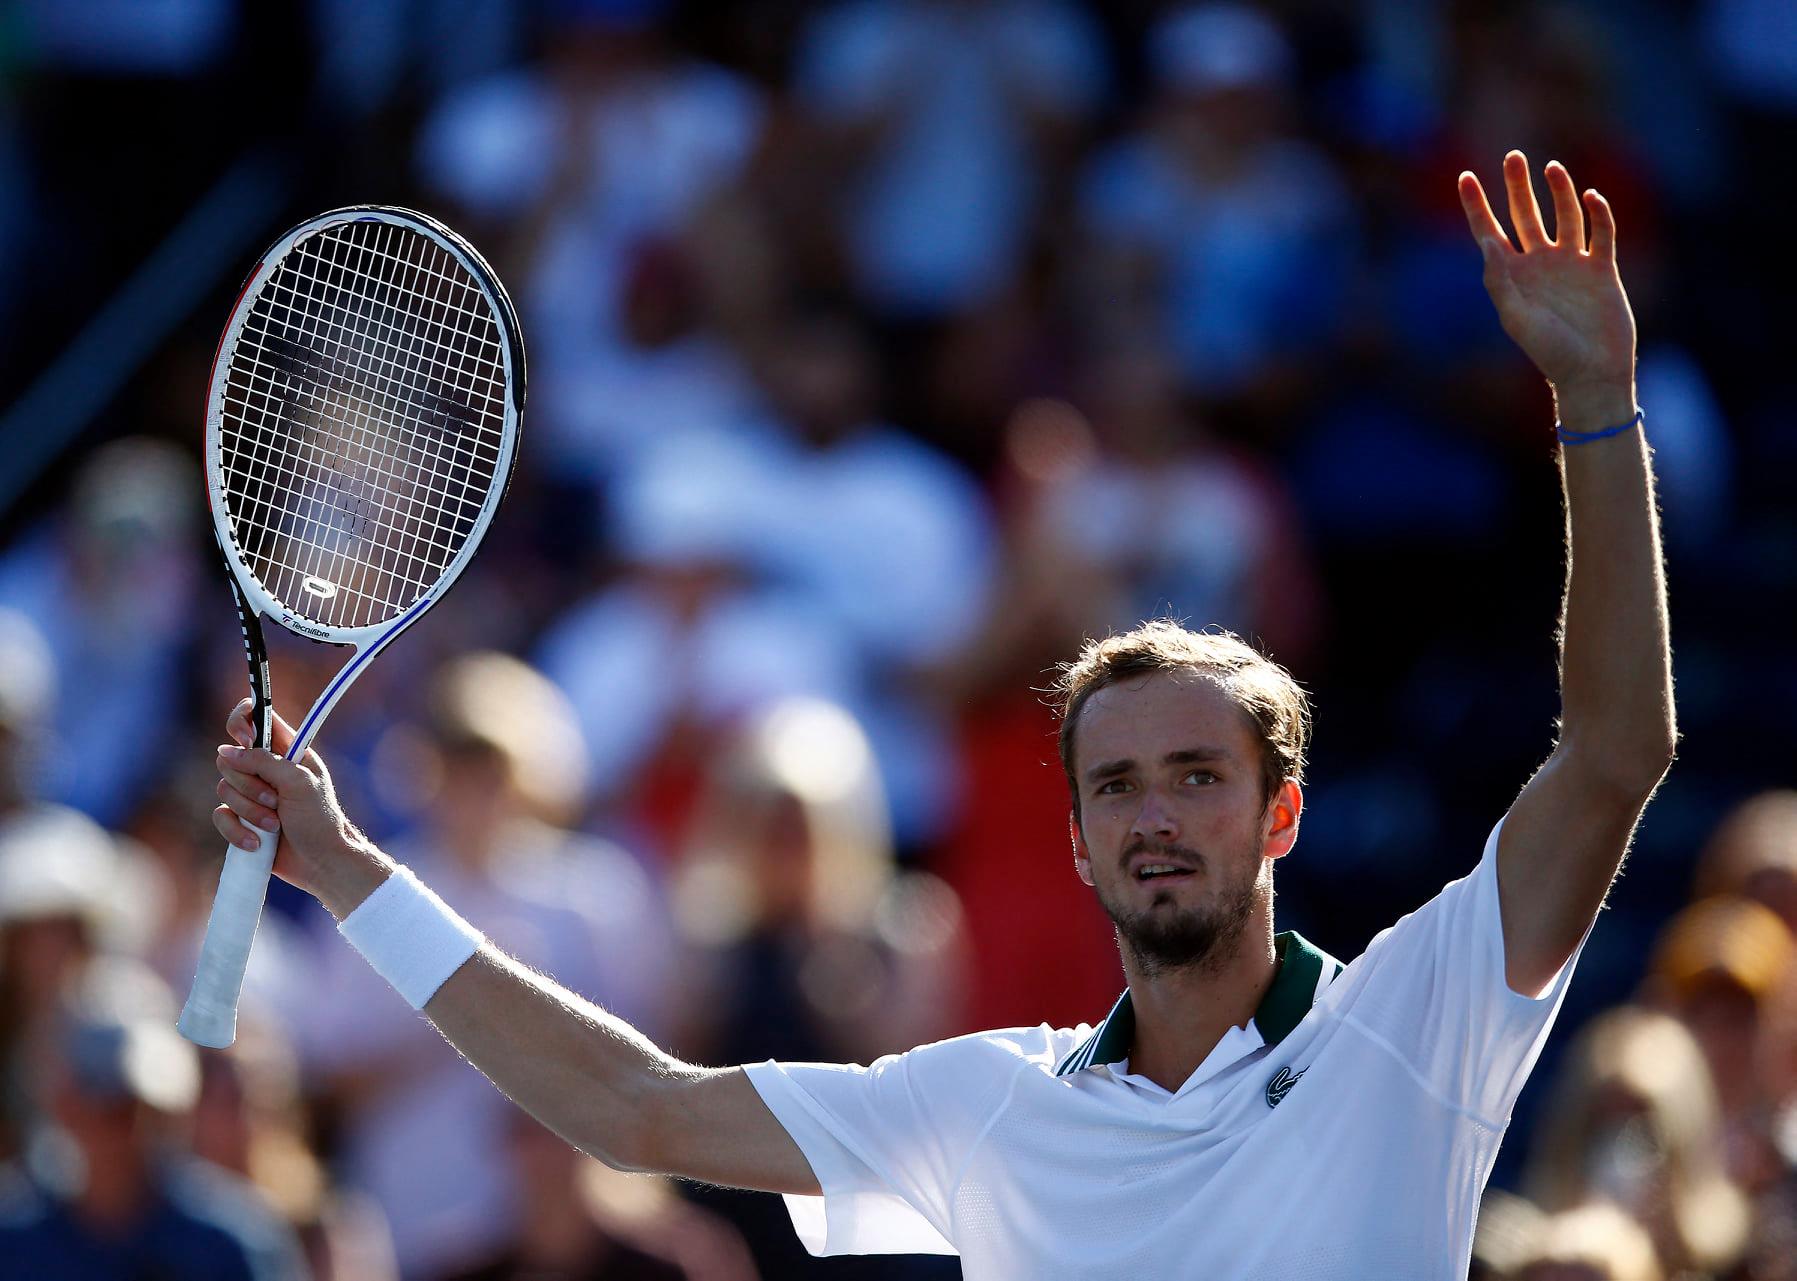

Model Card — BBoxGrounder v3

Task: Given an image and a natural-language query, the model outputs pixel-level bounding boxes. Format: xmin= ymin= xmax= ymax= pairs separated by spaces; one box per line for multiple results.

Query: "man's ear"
xmin=1262 ymin=780 xmax=1303 ymax=861
xmin=1070 ymin=812 xmax=1095 ymax=887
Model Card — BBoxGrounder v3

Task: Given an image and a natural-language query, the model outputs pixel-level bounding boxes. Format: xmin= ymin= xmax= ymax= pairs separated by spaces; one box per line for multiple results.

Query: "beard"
xmin=1096 ymin=838 xmax=1263 ymax=978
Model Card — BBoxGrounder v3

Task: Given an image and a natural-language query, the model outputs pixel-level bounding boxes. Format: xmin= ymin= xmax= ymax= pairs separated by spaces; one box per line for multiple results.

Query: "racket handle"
xmin=178 ymin=831 xmax=278 ymax=1048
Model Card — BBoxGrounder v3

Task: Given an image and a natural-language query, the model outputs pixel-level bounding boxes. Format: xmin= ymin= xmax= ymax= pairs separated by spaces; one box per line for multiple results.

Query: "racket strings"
xmin=225 ymin=219 xmax=503 ymax=620
xmin=218 ymin=218 xmax=509 ymax=629
xmin=265 ymin=224 xmax=497 ymax=556
xmin=244 ymin=232 xmax=503 ymax=500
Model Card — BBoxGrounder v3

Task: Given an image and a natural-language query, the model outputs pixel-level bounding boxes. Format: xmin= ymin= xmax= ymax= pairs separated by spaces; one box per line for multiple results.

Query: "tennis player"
xmin=211 ymin=153 xmax=1672 ymax=1278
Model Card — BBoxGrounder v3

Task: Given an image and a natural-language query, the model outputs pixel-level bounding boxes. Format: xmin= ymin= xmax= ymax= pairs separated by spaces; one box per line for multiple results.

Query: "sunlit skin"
xmin=1069 ymin=670 xmax=1301 ymax=1091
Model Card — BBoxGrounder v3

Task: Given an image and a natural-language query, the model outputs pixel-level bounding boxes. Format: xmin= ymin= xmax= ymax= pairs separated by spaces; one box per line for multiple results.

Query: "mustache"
xmin=1120 ymin=838 xmax=1204 ymax=870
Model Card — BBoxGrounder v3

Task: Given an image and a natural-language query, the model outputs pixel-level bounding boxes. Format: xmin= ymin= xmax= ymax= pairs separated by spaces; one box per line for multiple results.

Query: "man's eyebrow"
xmin=1084 ymin=747 xmax=1233 ymax=785
xmin=1084 ymin=759 xmax=1134 ymax=785
xmin=1165 ymin=747 xmax=1233 ymax=766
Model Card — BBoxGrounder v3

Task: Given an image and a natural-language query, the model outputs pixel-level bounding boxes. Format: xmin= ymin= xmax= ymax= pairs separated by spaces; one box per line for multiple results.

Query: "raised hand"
xmin=1459 ymin=152 xmax=1636 ymax=423
xmin=213 ymin=699 xmax=380 ymax=913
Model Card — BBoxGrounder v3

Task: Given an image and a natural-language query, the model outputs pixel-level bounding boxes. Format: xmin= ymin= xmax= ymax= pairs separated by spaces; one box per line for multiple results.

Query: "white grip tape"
xmin=179 ymin=831 xmax=278 ymax=1048
xmin=338 ymin=865 xmax=484 ymax=1009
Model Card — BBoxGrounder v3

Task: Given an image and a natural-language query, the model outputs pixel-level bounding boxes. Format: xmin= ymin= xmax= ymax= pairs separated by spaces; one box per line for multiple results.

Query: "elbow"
xmin=1559 ymin=729 xmax=1677 ymax=802
xmin=596 ymin=1077 xmax=663 ymax=1175
xmin=547 ymin=1071 xmax=662 ymax=1175
xmin=602 ymin=1070 xmax=690 ymax=1177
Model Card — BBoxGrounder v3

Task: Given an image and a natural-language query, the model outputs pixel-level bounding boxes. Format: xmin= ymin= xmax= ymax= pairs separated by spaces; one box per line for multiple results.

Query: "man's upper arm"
xmin=1496 ymin=747 xmax=1658 ymax=997
xmin=639 ymin=1066 xmax=821 ymax=1196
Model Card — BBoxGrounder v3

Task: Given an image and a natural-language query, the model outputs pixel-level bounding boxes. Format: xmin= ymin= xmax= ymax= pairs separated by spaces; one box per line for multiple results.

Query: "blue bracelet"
xmin=1556 ymin=408 xmax=1643 ymax=445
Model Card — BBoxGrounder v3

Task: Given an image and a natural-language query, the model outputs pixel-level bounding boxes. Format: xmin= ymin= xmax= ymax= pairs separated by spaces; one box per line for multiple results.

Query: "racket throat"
xmin=224 ymin=560 xmax=275 ymax=752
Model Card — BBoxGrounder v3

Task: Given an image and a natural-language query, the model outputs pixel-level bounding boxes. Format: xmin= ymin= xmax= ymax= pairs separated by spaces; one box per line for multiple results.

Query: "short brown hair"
xmin=1051 ymin=621 xmax=1310 ymax=822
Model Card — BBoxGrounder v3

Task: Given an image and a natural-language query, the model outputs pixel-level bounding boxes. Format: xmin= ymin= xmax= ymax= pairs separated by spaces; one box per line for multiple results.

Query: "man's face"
xmin=1069 ymin=670 xmax=1296 ymax=975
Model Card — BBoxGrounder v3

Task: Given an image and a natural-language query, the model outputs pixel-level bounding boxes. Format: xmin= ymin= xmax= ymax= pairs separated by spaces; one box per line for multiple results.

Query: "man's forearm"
xmin=1553 ymin=380 xmax=1677 ymax=788
xmin=423 ymin=946 xmax=684 ymax=1170
xmin=315 ymin=840 xmax=681 ymax=1172
xmin=215 ymin=740 xmax=820 ymax=1194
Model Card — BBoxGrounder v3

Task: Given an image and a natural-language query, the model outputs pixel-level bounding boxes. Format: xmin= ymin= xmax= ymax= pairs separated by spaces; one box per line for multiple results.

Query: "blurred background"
xmin=0 ymin=0 xmax=1793 ymax=1278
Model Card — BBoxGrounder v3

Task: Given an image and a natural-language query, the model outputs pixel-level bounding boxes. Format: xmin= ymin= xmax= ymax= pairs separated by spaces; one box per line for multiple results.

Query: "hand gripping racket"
xmin=179 ymin=208 xmax=525 ymax=1048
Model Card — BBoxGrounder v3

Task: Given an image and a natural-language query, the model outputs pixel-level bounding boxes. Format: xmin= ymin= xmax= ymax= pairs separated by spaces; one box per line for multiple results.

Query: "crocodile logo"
xmin=1265 ymin=1065 xmax=1306 ymax=1108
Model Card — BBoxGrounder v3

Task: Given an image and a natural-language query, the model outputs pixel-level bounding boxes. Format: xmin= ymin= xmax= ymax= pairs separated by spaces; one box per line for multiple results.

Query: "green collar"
xmin=1054 ymin=932 xmax=1342 ymax=1077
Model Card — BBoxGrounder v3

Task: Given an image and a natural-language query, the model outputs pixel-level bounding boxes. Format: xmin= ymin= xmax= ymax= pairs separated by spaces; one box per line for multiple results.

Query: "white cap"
xmin=0 ymin=805 xmax=166 ymax=953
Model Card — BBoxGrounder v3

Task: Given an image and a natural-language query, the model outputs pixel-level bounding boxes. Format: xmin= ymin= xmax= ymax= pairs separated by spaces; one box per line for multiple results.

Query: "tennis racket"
xmin=178 ymin=207 xmax=525 ymax=1048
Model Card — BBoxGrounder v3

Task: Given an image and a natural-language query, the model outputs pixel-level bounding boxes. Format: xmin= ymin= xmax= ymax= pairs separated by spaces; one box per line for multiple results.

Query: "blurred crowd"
xmin=1 ymin=0 xmax=1795 ymax=1278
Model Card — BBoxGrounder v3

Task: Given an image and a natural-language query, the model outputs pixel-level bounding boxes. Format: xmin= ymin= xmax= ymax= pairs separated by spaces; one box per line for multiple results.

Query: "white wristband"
xmin=338 ymin=865 xmax=484 ymax=1010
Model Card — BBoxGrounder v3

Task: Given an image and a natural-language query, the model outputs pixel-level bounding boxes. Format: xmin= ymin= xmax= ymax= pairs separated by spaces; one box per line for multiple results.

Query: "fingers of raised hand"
xmin=1585 ymin=189 xmax=1616 ymax=261
xmin=216 ymin=751 xmax=278 ymax=807
xmin=1503 ymin=151 xmax=1550 ymax=251
xmin=1457 ymin=172 xmax=1513 ymax=262
xmin=227 ymin=698 xmax=255 ymax=747
xmin=213 ymin=804 xmax=265 ymax=852
xmin=217 ymin=744 xmax=314 ymax=796
xmin=1543 ymin=161 xmax=1585 ymax=250
xmin=223 ymin=700 xmax=300 ymax=754
xmin=215 ymin=773 xmax=280 ymax=836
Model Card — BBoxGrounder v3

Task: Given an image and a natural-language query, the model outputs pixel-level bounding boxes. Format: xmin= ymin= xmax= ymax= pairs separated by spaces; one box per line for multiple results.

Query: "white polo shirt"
xmin=744 ymin=818 xmax=1582 ymax=1278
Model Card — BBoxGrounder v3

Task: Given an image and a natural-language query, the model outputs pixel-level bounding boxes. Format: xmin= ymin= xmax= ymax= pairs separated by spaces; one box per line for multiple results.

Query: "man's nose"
xmin=1131 ymin=791 xmax=1180 ymax=842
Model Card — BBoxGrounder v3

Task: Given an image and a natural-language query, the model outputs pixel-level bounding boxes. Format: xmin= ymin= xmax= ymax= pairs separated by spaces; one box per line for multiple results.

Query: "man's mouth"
xmin=1132 ymin=862 xmax=1196 ymax=882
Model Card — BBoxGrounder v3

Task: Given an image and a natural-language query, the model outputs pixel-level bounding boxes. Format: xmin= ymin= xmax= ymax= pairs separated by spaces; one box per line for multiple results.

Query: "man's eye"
xmin=1185 ymin=771 xmax=1218 ymax=785
xmin=1096 ymin=780 xmax=1131 ymax=795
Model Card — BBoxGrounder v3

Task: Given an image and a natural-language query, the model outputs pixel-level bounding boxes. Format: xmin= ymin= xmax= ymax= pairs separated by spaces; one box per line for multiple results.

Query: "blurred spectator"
xmin=751 ymin=314 xmax=995 ymax=675
xmin=1693 ymin=791 xmax=1797 ymax=934
xmin=1021 ymin=346 xmax=1318 ymax=647
xmin=0 ymin=792 xmax=164 ymax=1160
xmin=0 ymin=606 xmax=53 ymax=816
xmin=443 ymin=1111 xmax=756 ymax=1281
xmin=0 ymin=959 xmax=308 ymax=1280
xmin=295 ymin=652 xmax=674 ymax=1279
xmin=1080 ymin=3 xmax=1353 ymax=408
xmin=672 ymin=698 xmax=966 ymax=1065
xmin=1510 ymin=1203 xmax=1663 ymax=1281
xmin=1471 ymin=1189 xmax=1548 ymax=1280
xmin=530 ymin=236 xmax=766 ymax=484
xmin=1524 ymin=1005 xmax=1749 ymax=1278
xmin=669 ymin=698 xmax=965 ymax=1279
xmin=191 ymin=1020 xmax=398 ymax=1281
xmin=793 ymin=0 xmax=1106 ymax=318
xmin=540 ymin=311 xmax=994 ymax=848
xmin=0 ymin=438 xmax=201 ymax=825
xmin=1644 ymin=896 xmax=1796 ymax=1191
xmin=416 ymin=0 xmax=764 ymax=367
xmin=535 ymin=427 xmax=863 ymax=849
xmin=746 ymin=312 xmax=997 ymax=841
xmin=1746 ymin=960 xmax=1797 ymax=1280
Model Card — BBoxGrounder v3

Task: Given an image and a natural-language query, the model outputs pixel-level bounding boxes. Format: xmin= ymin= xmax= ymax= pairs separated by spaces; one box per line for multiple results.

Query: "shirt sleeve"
xmin=744 ymin=1031 xmax=1042 ymax=1257
xmin=1323 ymin=816 xmax=1588 ymax=1126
